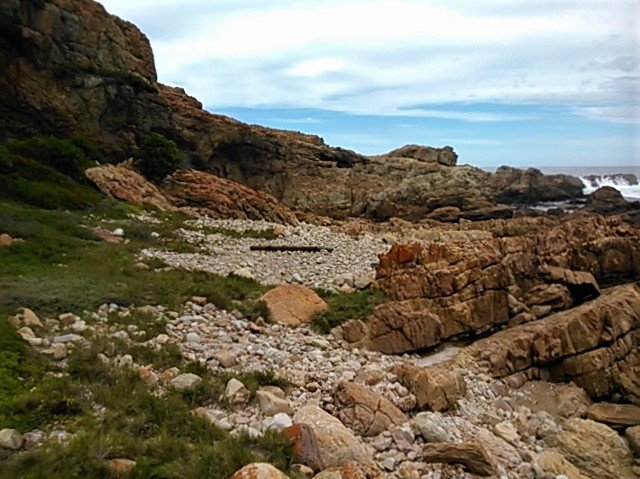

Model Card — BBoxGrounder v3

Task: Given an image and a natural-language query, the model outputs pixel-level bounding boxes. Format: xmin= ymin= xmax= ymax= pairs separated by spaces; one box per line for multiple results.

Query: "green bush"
xmin=0 ymin=146 xmax=13 ymax=171
xmin=136 ymin=133 xmax=181 ymax=181
xmin=7 ymin=136 xmax=90 ymax=181
xmin=312 ymin=289 xmax=387 ymax=334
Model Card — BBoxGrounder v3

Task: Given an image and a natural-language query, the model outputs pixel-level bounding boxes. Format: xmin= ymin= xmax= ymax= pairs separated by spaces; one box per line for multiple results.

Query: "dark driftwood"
xmin=249 ymin=245 xmax=334 ymax=252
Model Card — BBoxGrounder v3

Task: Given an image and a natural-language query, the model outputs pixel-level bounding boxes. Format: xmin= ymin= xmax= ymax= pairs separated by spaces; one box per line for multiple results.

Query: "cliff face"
xmin=0 ymin=0 xmax=584 ymax=220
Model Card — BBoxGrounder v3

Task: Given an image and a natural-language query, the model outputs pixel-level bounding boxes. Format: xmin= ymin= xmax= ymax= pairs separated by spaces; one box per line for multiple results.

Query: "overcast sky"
xmin=99 ymin=0 xmax=639 ymax=169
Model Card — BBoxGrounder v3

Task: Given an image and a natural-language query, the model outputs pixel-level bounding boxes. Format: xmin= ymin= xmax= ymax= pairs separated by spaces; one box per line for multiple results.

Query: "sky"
xmin=98 ymin=0 xmax=640 ymax=169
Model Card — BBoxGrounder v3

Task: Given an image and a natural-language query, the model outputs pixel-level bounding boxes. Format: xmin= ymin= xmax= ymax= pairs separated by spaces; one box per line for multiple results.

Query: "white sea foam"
xmin=581 ymin=175 xmax=640 ymax=200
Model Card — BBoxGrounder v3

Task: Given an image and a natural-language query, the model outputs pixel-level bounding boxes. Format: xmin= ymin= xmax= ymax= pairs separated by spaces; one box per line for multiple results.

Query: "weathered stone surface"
xmin=224 ymin=378 xmax=251 ymax=404
xmin=510 ymin=381 xmax=592 ymax=418
xmin=541 ymin=266 xmax=600 ymax=302
xmin=523 ymin=283 xmax=571 ymax=310
xmin=169 ymin=373 xmax=202 ymax=390
xmin=291 ymin=405 xmax=370 ymax=470
xmin=625 ymin=425 xmax=640 ymax=456
xmin=586 ymin=403 xmax=640 ymax=428
xmin=469 ymin=283 xmax=640 ymax=402
xmin=380 ymin=144 xmax=458 ymax=167
xmin=0 ymin=428 xmax=23 ymax=450
xmin=532 ymin=450 xmax=591 ymax=479
xmin=20 ymin=308 xmax=43 ymax=329
xmin=395 ymin=364 xmax=465 ymax=411
xmin=255 ymin=390 xmax=293 ymax=416
xmin=261 ymin=285 xmax=328 ymax=327
xmin=162 ymin=169 xmax=298 ymax=224
xmin=334 ymin=381 xmax=407 ymax=436
xmin=489 ymin=165 xmax=584 ymax=204
xmin=544 ymin=417 xmax=636 ymax=479
xmin=422 ymin=442 xmax=496 ymax=476
xmin=230 ymin=463 xmax=289 ymax=479
xmin=86 ymin=164 xmax=174 ymax=210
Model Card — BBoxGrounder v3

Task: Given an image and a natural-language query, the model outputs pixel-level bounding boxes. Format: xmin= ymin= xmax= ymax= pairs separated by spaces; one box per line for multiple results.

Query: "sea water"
xmin=539 ymin=165 xmax=640 ymax=201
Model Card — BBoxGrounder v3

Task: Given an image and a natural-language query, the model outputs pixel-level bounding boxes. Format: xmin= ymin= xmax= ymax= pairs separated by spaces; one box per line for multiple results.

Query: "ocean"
xmin=482 ymin=165 xmax=640 ymax=200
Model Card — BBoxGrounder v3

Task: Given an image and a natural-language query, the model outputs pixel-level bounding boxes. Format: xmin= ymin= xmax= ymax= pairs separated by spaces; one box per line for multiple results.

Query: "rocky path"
xmin=141 ymin=217 xmax=388 ymax=290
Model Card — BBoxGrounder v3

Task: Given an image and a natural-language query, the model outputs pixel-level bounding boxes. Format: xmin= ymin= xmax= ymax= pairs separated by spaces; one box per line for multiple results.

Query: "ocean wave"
xmin=581 ymin=174 xmax=640 ymax=200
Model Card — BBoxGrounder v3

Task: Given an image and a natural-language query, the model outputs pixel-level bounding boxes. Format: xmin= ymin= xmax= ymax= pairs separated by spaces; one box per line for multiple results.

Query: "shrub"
xmin=311 ymin=289 xmax=387 ymax=334
xmin=0 ymin=146 xmax=13 ymax=171
xmin=7 ymin=136 xmax=90 ymax=181
xmin=136 ymin=133 xmax=181 ymax=181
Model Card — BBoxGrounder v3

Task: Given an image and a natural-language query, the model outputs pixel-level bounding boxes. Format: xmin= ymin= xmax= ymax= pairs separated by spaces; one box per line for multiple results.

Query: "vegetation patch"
xmin=135 ymin=133 xmax=181 ymax=181
xmin=311 ymin=289 xmax=387 ymax=334
xmin=0 ymin=338 xmax=297 ymax=479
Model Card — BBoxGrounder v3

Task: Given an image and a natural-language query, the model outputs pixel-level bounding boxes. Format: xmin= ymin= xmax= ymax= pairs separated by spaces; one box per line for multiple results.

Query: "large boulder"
xmin=489 ymin=166 xmax=584 ymax=203
xmin=260 ymin=285 xmax=329 ymax=327
xmin=421 ymin=442 xmax=496 ymax=476
xmin=288 ymin=405 xmax=371 ymax=471
xmin=334 ymin=381 xmax=407 ymax=436
xmin=395 ymin=364 xmax=466 ymax=412
xmin=380 ymin=144 xmax=458 ymax=167
xmin=543 ymin=417 xmax=636 ymax=479
xmin=469 ymin=283 xmax=640 ymax=403
xmin=86 ymin=164 xmax=174 ymax=210
xmin=162 ymin=169 xmax=298 ymax=224
xmin=230 ymin=463 xmax=289 ymax=479
xmin=585 ymin=403 xmax=640 ymax=428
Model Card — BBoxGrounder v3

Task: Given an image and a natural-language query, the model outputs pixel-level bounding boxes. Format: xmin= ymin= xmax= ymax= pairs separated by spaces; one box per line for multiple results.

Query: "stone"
xmin=334 ymin=381 xmax=407 ymax=436
xmin=86 ymin=164 xmax=174 ymax=211
xmin=256 ymin=390 xmax=294 ymax=416
xmin=264 ymin=413 xmax=293 ymax=431
xmin=523 ymin=283 xmax=571 ymax=311
xmin=0 ymin=233 xmax=14 ymax=246
xmin=411 ymin=412 xmax=456 ymax=443
xmin=58 ymin=313 xmax=78 ymax=326
xmin=544 ymin=417 xmax=636 ymax=479
xmin=585 ymin=403 xmax=640 ymax=428
xmin=170 ymin=373 xmax=202 ymax=390
xmin=290 ymin=405 xmax=370 ymax=470
xmin=261 ymin=285 xmax=329 ymax=327
xmin=233 ymin=267 xmax=256 ymax=280
xmin=0 ymin=429 xmax=23 ymax=450
xmin=625 ymin=426 xmax=640 ymax=456
xmin=105 ymin=458 xmax=137 ymax=475
xmin=493 ymin=421 xmax=520 ymax=445
xmin=17 ymin=327 xmax=36 ymax=340
xmin=20 ymin=308 xmax=43 ymax=328
xmin=163 ymin=169 xmax=298 ymax=224
xmin=224 ymin=378 xmax=251 ymax=404
xmin=532 ymin=451 xmax=591 ymax=479
xmin=396 ymin=364 xmax=465 ymax=411
xmin=230 ymin=462 xmax=289 ymax=479
xmin=54 ymin=333 xmax=85 ymax=344
xmin=422 ymin=442 xmax=496 ymax=476
xmin=213 ymin=349 xmax=237 ymax=368
xmin=51 ymin=343 xmax=68 ymax=360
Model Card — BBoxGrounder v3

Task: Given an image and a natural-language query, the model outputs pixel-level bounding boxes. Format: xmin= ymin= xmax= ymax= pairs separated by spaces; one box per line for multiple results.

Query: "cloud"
xmin=99 ymin=0 xmax=640 ymax=124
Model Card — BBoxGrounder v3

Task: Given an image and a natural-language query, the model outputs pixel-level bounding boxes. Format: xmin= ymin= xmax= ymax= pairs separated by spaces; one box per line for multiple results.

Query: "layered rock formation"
xmin=1 ymin=0 xmax=589 ymax=222
xmin=343 ymin=215 xmax=640 ymax=355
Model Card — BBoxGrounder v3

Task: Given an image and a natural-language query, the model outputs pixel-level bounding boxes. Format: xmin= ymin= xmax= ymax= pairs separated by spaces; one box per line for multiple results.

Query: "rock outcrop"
xmin=378 ymin=144 xmax=458 ymax=167
xmin=469 ymin=283 xmax=640 ymax=403
xmin=334 ymin=381 xmax=407 ymax=436
xmin=162 ymin=169 xmax=298 ymax=224
xmin=489 ymin=166 xmax=584 ymax=204
xmin=85 ymin=163 xmax=174 ymax=210
xmin=0 ymin=0 xmax=590 ymax=222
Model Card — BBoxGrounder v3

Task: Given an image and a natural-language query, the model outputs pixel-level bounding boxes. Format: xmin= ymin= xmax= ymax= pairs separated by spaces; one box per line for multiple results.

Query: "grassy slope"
xmin=0 ymin=144 xmax=298 ymax=477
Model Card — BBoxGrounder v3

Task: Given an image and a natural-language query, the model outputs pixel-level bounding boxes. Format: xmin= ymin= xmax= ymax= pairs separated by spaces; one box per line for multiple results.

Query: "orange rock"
xmin=230 ymin=463 xmax=289 ymax=479
xmin=260 ymin=285 xmax=328 ymax=327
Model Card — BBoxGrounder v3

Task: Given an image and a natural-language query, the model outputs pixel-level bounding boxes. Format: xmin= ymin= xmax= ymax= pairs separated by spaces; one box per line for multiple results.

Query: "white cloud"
xmin=99 ymin=0 xmax=640 ymax=122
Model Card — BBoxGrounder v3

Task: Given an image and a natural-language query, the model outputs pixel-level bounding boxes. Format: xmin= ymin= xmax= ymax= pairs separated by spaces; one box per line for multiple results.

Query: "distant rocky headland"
xmin=1 ymin=1 xmax=639 ymax=478
xmin=4 ymin=0 xmax=638 ymax=224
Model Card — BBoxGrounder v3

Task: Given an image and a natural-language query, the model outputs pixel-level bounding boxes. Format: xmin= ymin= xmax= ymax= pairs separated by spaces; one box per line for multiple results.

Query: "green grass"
xmin=0 ymin=340 xmax=298 ymax=479
xmin=311 ymin=289 xmax=387 ymax=334
xmin=0 ymin=201 xmax=268 ymax=318
xmin=0 ymin=154 xmax=101 ymax=209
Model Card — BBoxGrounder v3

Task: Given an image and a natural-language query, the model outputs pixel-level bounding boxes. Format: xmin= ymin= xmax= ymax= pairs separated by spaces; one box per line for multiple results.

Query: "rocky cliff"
xmin=1 ymin=0 xmax=585 ymax=220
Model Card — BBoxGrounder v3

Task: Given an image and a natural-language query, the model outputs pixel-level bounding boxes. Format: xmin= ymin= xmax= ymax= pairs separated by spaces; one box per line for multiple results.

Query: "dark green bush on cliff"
xmin=7 ymin=136 xmax=91 ymax=181
xmin=136 ymin=133 xmax=181 ymax=181
xmin=0 ymin=146 xmax=13 ymax=171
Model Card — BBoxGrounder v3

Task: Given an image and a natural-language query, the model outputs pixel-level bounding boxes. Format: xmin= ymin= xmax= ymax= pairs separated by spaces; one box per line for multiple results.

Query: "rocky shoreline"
xmin=1 ymin=1 xmax=640 ymax=478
